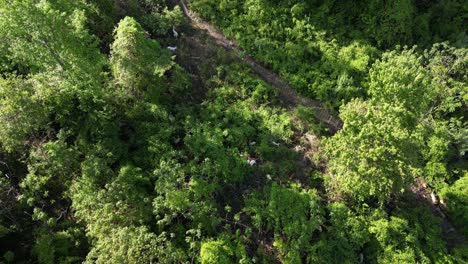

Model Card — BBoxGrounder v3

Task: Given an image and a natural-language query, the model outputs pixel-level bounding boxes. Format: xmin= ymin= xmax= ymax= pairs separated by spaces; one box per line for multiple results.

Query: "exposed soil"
xmin=410 ymin=178 xmax=465 ymax=248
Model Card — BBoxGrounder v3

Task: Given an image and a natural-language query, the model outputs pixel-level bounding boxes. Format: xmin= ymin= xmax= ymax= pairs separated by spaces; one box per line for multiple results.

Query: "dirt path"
xmin=178 ymin=0 xmax=343 ymax=133
xmin=410 ymin=179 xmax=465 ymax=248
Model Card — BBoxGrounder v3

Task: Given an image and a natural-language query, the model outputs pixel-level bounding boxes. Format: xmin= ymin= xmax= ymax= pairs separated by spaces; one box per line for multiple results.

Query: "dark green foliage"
xmin=440 ymin=173 xmax=468 ymax=236
xmin=362 ymin=0 xmax=415 ymax=47
xmin=245 ymin=183 xmax=323 ymax=262
xmin=33 ymin=226 xmax=86 ymax=264
xmin=421 ymin=43 xmax=468 ymax=187
xmin=20 ymin=138 xmax=79 ymax=209
xmin=183 ymin=64 xmax=295 ymax=185
xmin=309 ymin=203 xmax=369 ymax=263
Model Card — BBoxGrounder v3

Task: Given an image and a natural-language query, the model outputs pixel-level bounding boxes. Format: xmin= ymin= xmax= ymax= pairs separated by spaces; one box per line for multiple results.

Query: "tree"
xmin=421 ymin=43 xmax=467 ymax=179
xmin=19 ymin=138 xmax=79 ymax=211
xmin=324 ymin=49 xmax=435 ymax=205
xmin=0 ymin=0 xmax=111 ymax=154
xmin=200 ymin=238 xmax=234 ymax=264
xmin=71 ymin=165 xmax=153 ymax=238
xmin=0 ymin=76 xmax=49 ymax=152
xmin=367 ymin=205 xmax=447 ymax=263
xmin=362 ymin=0 xmax=415 ymax=47
xmin=83 ymin=226 xmax=186 ymax=264
xmin=110 ymin=16 xmax=173 ymax=98
xmin=0 ymin=0 xmax=105 ymax=78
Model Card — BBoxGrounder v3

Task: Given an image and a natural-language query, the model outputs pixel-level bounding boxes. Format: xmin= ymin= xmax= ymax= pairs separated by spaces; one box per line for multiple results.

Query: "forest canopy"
xmin=0 ymin=0 xmax=466 ymax=263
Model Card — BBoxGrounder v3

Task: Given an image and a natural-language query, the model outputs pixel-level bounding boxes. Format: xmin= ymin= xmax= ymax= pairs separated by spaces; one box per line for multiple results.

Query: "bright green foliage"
xmin=0 ymin=76 xmax=49 ymax=152
xmin=139 ymin=3 xmax=184 ymax=36
xmin=367 ymin=205 xmax=448 ymax=263
xmin=267 ymin=184 xmax=322 ymax=241
xmin=420 ymin=44 xmax=467 ymax=185
xmin=191 ymin=0 xmax=382 ymax=109
xmin=368 ymin=49 xmax=435 ymax=115
xmin=71 ymin=62 xmax=301 ymax=263
xmin=424 ymin=43 xmax=467 ymax=116
xmin=84 ymin=226 xmax=184 ymax=264
xmin=16 ymin=139 xmax=85 ymax=263
xmin=201 ymin=240 xmax=234 ymax=264
xmin=200 ymin=235 xmax=249 ymax=264
xmin=324 ymin=99 xmax=420 ymax=204
xmin=184 ymin=64 xmax=295 ymax=185
xmin=152 ymin=159 xmax=219 ymax=233
xmin=307 ymin=40 xmax=378 ymax=109
xmin=324 ymin=49 xmax=436 ymax=204
xmin=110 ymin=17 xmax=173 ymax=97
xmin=370 ymin=216 xmax=429 ymax=263
xmin=422 ymin=123 xmax=454 ymax=188
xmin=0 ymin=0 xmax=104 ymax=77
xmin=72 ymin=165 xmax=153 ymax=237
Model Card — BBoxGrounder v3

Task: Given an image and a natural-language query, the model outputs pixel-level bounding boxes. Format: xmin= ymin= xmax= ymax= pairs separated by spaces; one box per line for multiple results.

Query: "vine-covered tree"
xmin=110 ymin=16 xmax=172 ymax=98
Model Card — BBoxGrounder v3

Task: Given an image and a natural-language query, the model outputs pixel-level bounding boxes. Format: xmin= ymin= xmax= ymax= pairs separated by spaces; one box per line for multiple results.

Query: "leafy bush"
xmin=440 ymin=172 xmax=468 ymax=236
xmin=245 ymin=183 xmax=323 ymax=261
xmin=309 ymin=203 xmax=369 ymax=263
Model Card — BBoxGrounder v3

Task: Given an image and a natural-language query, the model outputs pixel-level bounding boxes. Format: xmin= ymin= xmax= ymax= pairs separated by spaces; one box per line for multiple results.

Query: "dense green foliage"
xmin=191 ymin=0 xmax=466 ymax=109
xmin=324 ymin=48 xmax=445 ymax=204
xmin=0 ymin=0 xmax=466 ymax=263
